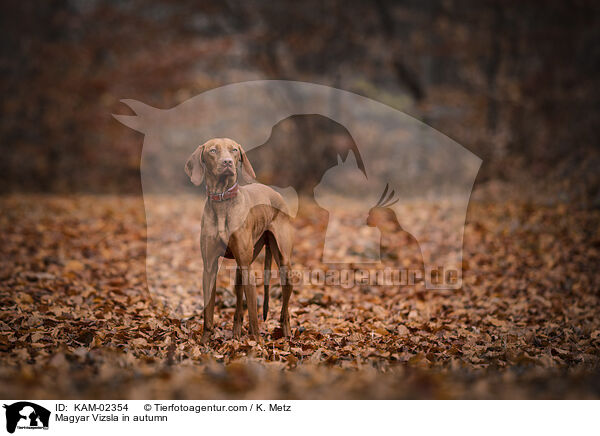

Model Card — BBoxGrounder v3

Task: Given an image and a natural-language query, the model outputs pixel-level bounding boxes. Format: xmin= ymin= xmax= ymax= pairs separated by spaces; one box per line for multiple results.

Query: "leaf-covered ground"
xmin=1 ymin=185 xmax=600 ymax=399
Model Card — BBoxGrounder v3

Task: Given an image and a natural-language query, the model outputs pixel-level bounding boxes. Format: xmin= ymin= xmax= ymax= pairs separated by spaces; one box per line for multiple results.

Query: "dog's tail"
xmin=263 ymin=242 xmax=272 ymax=321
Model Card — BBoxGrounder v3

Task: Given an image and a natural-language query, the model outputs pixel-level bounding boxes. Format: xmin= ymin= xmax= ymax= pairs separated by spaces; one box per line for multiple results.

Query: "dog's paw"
xmin=247 ymin=334 xmax=264 ymax=346
xmin=233 ymin=324 xmax=243 ymax=339
xmin=200 ymin=330 xmax=212 ymax=344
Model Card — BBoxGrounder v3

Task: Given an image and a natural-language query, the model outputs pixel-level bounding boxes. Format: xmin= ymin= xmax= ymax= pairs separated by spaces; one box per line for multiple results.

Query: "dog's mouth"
xmin=219 ymin=167 xmax=235 ymax=176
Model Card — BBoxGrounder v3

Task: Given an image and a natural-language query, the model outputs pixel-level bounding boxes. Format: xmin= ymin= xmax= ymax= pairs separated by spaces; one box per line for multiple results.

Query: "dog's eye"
xmin=209 ymin=149 xmax=216 ymax=153
xmin=232 ymin=148 xmax=238 ymax=153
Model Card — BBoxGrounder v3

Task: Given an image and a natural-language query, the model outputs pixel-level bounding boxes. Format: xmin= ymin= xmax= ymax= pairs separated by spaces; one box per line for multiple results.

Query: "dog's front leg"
xmin=201 ymin=256 xmax=219 ymax=343
xmin=240 ymin=264 xmax=260 ymax=341
xmin=230 ymin=235 xmax=260 ymax=341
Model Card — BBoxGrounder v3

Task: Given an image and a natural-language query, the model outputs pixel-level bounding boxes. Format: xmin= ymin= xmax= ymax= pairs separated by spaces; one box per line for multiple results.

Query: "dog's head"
xmin=185 ymin=138 xmax=256 ymax=186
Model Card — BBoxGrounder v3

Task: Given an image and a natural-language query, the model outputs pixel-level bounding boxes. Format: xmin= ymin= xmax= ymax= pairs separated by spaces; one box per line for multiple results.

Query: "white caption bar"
xmin=0 ymin=400 xmax=596 ymax=436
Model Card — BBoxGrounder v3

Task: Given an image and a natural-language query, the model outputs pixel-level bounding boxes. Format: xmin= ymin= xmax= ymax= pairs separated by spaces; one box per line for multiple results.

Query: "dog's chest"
xmin=204 ymin=200 xmax=269 ymax=246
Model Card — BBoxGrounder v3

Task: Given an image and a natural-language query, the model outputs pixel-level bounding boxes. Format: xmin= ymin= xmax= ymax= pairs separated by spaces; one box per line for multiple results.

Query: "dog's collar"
xmin=207 ymin=182 xmax=239 ymax=202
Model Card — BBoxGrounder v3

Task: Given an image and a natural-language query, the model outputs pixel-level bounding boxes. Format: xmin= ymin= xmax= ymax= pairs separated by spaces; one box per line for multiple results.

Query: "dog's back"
xmin=241 ymin=183 xmax=290 ymax=216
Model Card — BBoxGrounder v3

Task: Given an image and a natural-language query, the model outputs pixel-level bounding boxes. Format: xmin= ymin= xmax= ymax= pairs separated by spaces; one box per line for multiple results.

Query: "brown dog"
xmin=185 ymin=138 xmax=294 ymax=342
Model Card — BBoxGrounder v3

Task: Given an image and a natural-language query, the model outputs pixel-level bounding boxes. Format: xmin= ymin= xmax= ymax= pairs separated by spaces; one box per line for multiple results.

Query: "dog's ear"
xmin=239 ymin=145 xmax=256 ymax=180
xmin=185 ymin=145 xmax=205 ymax=186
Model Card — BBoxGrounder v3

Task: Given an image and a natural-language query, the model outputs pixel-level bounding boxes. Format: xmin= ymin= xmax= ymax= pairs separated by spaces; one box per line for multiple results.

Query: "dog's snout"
xmin=222 ymin=158 xmax=234 ymax=167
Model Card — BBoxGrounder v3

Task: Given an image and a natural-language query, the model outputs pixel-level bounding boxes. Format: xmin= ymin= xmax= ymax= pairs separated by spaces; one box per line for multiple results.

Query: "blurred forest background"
xmin=1 ymin=0 xmax=599 ymax=197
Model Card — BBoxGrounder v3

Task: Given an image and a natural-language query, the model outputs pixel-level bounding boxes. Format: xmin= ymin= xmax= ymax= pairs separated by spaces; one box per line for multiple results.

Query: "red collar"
xmin=207 ymin=183 xmax=239 ymax=202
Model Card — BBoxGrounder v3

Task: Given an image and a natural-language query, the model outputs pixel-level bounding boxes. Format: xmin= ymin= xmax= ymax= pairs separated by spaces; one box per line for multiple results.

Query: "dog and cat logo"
xmin=114 ymin=80 xmax=481 ymax=292
xmin=2 ymin=402 xmax=50 ymax=433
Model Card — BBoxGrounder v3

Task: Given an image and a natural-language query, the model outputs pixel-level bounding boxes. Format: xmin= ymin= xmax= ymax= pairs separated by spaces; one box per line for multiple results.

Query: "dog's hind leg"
xmin=279 ymin=262 xmax=293 ymax=337
xmin=268 ymin=230 xmax=293 ymax=337
xmin=233 ymin=266 xmax=244 ymax=339
xmin=263 ymin=241 xmax=272 ymax=321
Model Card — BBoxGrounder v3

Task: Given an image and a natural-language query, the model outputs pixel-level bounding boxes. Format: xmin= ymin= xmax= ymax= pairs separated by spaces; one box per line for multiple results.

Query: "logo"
xmin=3 ymin=402 xmax=50 ymax=434
xmin=114 ymin=80 xmax=481 ymax=314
